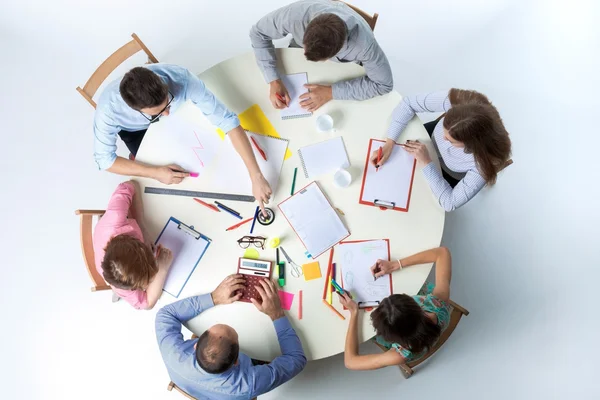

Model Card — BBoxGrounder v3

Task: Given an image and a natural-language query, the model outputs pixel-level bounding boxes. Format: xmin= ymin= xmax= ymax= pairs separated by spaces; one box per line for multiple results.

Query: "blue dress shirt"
xmin=155 ymin=294 xmax=307 ymax=400
xmin=93 ymin=63 xmax=240 ymax=170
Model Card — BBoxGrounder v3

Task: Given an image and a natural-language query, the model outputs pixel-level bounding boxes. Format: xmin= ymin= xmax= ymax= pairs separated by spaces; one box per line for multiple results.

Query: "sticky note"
xmin=243 ymin=248 xmax=260 ymax=259
xmin=278 ymin=290 xmax=295 ymax=311
xmin=302 ymin=261 xmax=322 ymax=281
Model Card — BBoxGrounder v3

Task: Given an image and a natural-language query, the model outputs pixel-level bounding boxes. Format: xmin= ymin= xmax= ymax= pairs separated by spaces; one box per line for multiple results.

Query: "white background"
xmin=1 ymin=0 xmax=599 ymax=399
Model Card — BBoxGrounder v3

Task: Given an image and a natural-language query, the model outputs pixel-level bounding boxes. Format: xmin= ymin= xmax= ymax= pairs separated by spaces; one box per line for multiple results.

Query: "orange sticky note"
xmin=302 ymin=261 xmax=322 ymax=281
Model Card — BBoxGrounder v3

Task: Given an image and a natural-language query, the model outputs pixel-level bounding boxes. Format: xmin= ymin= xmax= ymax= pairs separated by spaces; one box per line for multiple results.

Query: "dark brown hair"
xmin=303 ymin=14 xmax=347 ymax=61
xmin=119 ymin=67 xmax=169 ymax=110
xmin=371 ymin=294 xmax=441 ymax=354
xmin=443 ymin=89 xmax=512 ymax=185
xmin=101 ymin=234 xmax=158 ymax=290
xmin=196 ymin=330 xmax=239 ymax=374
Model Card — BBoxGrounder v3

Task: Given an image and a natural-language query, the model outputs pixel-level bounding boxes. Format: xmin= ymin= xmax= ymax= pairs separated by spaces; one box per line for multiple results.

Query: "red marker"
xmin=376 ymin=147 xmax=383 ymax=172
xmin=193 ymin=198 xmax=220 ymax=212
xmin=250 ymin=136 xmax=267 ymax=161
xmin=275 ymin=92 xmax=288 ymax=107
xmin=225 ymin=218 xmax=254 ymax=231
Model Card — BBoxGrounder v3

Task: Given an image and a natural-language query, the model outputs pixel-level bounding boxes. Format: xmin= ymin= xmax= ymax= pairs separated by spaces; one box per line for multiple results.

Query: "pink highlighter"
xmin=189 ymin=172 xmax=199 ymax=178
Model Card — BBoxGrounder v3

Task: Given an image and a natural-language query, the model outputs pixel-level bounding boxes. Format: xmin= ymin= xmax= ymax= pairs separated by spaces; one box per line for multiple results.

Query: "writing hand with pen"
xmin=370 ymin=139 xmax=395 ymax=168
xmin=370 ymin=259 xmax=402 ymax=280
xmin=153 ymin=164 xmax=190 ymax=185
xmin=269 ymin=79 xmax=291 ymax=109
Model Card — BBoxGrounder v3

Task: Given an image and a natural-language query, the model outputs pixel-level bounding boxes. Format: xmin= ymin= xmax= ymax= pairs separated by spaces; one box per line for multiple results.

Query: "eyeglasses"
xmin=237 ymin=236 xmax=267 ymax=250
xmin=139 ymin=91 xmax=174 ymax=123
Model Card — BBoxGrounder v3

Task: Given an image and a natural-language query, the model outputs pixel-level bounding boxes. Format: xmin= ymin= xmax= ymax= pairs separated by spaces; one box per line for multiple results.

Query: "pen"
xmin=193 ymin=198 xmax=220 ymax=212
xmin=290 ymin=167 xmax=298 ymax=195
xmin=250 ymin=137 xmax=267 ymax=161
xmin=169 ymin=167 xmax=196 ymax=177
xmin=376 ymin=147 xmax=383 ymax=171
xmin=216 ymin=203 xmax=243 ymax=219
xmin=214 ymin=201 xmax=240 ymax=216
xmin=250 ymin=206 xmax=259 ymax=234
xmin=373 ymin=261 xmax=381 ymax=281
xmin=275 ymin=92 xmax=288 ymax=107
xmin=225 ymin=218 xmax=253 ymax=231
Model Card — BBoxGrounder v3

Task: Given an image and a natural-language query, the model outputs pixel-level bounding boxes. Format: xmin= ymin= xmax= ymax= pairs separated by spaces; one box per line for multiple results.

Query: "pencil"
xmin=298 ymin=290 xmax=303 ymax=320
xmin=291 ymin=167 xmax=298 ymax=195
xmin=322 ymin=299 xmax=345 ymax=320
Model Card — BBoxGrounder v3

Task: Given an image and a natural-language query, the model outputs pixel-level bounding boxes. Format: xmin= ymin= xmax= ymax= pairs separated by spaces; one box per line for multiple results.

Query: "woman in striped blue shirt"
xmin=372 ymin=89 xmax=512 ymax=211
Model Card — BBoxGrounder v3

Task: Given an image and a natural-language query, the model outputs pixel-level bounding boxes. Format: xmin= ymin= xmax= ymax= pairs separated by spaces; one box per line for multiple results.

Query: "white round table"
xmin=136 ymin=49 xmax=445 ymax=361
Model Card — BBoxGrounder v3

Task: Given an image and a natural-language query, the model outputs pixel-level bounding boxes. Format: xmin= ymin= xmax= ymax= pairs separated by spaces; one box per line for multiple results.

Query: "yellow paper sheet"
xmin=216 ymin=104 xmax=292 ymax=160
xmin=243 ymin=248 xmax=260 ymax=260
xmin=302 ymin=261 xmax=322 ymax=281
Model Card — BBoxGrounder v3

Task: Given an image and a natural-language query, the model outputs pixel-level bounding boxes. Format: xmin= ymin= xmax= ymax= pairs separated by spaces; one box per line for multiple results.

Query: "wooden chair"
xmin=372 ymin=299 xmax=469 ymax=378
xmin=167 ymin=382 xmax=197 ymax=400
xmin=74 ymin=209 xmax=111 ymax=292
xmin=337 ymin=1 xmax=379 ymax=31
xmin=76 ymin=33 xmax=159 ymax=109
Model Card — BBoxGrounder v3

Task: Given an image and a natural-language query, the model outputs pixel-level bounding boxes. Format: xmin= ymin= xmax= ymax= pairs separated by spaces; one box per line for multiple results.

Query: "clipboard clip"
xmin=178 ymin=223 xmax=201 ymax=240
xmin=374 ymin=199 xmax=395 ymax=211
xmin=358 ymin=300 xmax=381 ymax=311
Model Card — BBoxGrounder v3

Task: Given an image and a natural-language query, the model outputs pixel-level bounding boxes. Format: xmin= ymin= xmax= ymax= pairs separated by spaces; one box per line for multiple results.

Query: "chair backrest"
xmin=74 ymin=209 xmax=111 ymax=292
xmin=167 ymin=382 xmax=197 ymax=400
xmin=76 ymin=33 xmax=159 ymax=109
xmin=373 ymin=299 xmax=469 ymax=378
xmin=336 ymin=1 xmax=379 ymax=31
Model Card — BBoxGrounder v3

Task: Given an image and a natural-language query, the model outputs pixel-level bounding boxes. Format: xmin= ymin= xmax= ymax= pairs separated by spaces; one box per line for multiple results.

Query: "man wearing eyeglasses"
xmin=93 ymin=64 xmax=272 ymax=211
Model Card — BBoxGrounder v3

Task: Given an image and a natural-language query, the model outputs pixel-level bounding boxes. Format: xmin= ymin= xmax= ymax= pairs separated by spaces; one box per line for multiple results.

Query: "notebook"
xmin=212 ymin=131 xmax=289 ymax=196
xmin=280 ymin=72 xmax=312 ymax=120
xmin=298 ymin=137 xmax=350 ymax=178
xmin=155 ymin=217 xmax=212 ymax=298
xmin=278 ymin=182 xmax=350 ymax=258
xmin=359 ymin=139 xmax=416 ymax=212
xmin=338 ymin=239 xmax=393 ymax=308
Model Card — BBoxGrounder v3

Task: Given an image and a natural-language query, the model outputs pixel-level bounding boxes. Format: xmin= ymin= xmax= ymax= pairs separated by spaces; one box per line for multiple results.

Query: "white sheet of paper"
xmin=156 ymin=220 xmax=211 ymax=298
xmin=338 ymin=240 xmax=392 ymax=305
xmin=279 ymin=183 xmax=349 ymax=257
xmin=361 ymin=140 xmax=416 ymax=210
xmin=298 ymin=137 xmax=350 ymax=178
xmin=212 ymin=132 xmax=289 ymax=196
xmin=280 ymin=73 xmax=312 ymax=119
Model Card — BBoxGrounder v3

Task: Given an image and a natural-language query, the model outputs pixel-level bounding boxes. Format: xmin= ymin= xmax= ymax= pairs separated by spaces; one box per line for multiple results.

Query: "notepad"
xmin=302 ymin=261 xmax=322 ymax=281
xmin=338 ymin=239 xmax=392 ymax=308
xmin=298 ymin=137 xmax=350 ymax=178
xmin=280 ymin=73 xmax=312 ymax=120
xmin=155 ymin=217 xmax=212 ymax=298
xmin=278 ymin=291 xmax=295 ymax=311
xmin=278 ymin=182 xmax=350 ymax=258
xmin=359 ymin=139 xmax=416 ymax=212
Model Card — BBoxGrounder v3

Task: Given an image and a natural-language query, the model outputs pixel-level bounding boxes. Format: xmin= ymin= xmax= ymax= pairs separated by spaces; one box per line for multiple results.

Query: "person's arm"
xmin=372 ymin=247 xmax=453 ymax=302
xmin=386 ymin=91 xmax=451 ymax=142
xmin=338 ymin=293 xmax=405 ymax=370
xmin=144 ymin=246 xmax=173 ymax=310
xmin=250 ymin=280 xmax=307 ymax=397
xmin=331 ymin=40 xmax=393 ymax=101
xmin=156 ymin=275 xmax=245 ymax=356
xmin=422 ymin=167 xmax=487 ymax=212
xmin=126 ymin=180 xmax=152 ymax=243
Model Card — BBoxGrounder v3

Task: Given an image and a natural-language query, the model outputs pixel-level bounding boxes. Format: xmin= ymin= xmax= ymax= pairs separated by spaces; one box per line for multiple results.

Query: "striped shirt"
xmin=387 ymin=90 xmax=486 ymax=211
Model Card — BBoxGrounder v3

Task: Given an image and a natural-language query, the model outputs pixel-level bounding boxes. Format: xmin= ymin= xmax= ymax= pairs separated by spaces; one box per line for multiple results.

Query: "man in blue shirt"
xmin=156 ymin=275 xmax=307 ymax=400
xmin=94 ymin=64 xmax=272 ymax=212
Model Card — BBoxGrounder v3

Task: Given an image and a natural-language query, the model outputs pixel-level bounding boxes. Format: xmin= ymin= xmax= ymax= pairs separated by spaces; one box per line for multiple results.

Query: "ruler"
xmin=144 ymin=187 xmax=255 ymax=202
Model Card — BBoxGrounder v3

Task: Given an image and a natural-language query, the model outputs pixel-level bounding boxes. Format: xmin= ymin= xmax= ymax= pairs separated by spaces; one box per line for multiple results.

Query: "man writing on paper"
xmin=93 ymin=64 xmax=272 ymax=211
xmin=156 ymin=275 xmax=307 ymax=399
xmin=250 ymin=0 xmax=393 ymax=112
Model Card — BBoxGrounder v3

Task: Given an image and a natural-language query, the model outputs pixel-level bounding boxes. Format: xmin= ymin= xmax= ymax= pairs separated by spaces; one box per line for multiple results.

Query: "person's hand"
xmin=370 ymin=259 xmax=400 ymax=279
xmin=251 ymin=173 xmax=272 ymax=217
xmin=269 ymin=79 xmax=291 ymax=109
xmin=370 ymin=139 xmax=395 ymax=168
xmin=299 ymin=84 xmax=332 ymax=112
xmin=338 ymin=291 xmax=358 ymax=314
xmin=211 ymin=274 xmax=246 ymax=305
xmin=251 ymin=279 xmax=284 ymax=321
xmin=400 ymin=140 xmax=432 ymax=167
xmin=155 ymin=245 xmax=174 ymax=271
xmin=153 ymin=164 xmax=189 ymax=185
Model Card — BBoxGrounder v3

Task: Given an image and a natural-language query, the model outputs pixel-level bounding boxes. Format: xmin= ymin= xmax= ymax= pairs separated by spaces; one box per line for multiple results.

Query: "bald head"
xmin=195 ymin=324 xmax=239 ymax=374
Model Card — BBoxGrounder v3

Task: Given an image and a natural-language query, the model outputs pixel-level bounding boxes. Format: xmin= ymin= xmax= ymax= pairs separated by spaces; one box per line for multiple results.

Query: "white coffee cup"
xmin=333 ymin=168 xmax=352 ymax=188
xmin=316 ymin=114 xmax=335 ymax=133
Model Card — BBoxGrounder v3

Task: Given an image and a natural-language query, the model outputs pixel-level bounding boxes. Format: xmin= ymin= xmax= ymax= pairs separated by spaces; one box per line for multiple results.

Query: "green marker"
xmin=290 ymin=167 xmax=298 ymax=195
xmin=278 ymin=262 xmax=286 ymax=287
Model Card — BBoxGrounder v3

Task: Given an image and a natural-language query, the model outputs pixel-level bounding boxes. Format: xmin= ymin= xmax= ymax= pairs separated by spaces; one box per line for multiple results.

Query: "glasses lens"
xmin=238 ymin=240 xmax=250 ymax=249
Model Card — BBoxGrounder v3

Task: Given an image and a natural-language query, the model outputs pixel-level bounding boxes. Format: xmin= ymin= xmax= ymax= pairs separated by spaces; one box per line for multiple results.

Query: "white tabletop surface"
xmin=136 ymin=49 xmax=445 ymax=361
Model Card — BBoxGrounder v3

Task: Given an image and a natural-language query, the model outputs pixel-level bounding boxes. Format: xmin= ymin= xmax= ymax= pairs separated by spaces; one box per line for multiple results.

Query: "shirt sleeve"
xmin=102 ymin=181 xmax=135 ymax=224
xmin=249 ymin=7 xmax=294 ymax=83
xmin=422 ymin=163 xmax=486 ymax=211
xmin=387 ymin=91 xmax=451 ymax=142
xmin=114 ymin=287 xmax=149 ymax=310
xmin=184 ymin=70 xmax=240 ymax=133
xmin=250 ymin=317 xmax=307 ymax=398
xmin=93 ymin=107 xmax=120 ymax=170
xmin=331 ymin=40 xmax=393 ymax=101
xmin=155 ymin=294 xmax=215 ymax=359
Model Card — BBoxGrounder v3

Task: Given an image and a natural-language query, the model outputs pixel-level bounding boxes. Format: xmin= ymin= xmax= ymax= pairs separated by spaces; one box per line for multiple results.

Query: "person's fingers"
xmin=284 ymin=93 xmax=291 ymax=106
xmin=254 ymin=284 xmax=268 ymax=300
xmin=273 ymin=96 xmax=285 ymax=109
xmin=299 ymin=92 xmax=311 ymax=100
xmin=258 ymin=279 xmax=274 ymax=297
xmin=227 ymin=273 xmax=243 ymax=280
xmin=250 ymin=297 xmax=262 ymax=310
xmin=172 ymin=171 xmax=188 ymax=178
xmin=230 ymin=283 xmax=246 ymax=293
xmin=229 ymin=278 xmax=246 ymax=287
xmin=258 ymin=202 xmax=267 ymax=218
xmin=304 ymin=84 xmax=318 ymax=89
xmin=375 ymin=270 xmax=386 ymax=278
xmin=232 ymin=292 xmax=243 ymax=302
